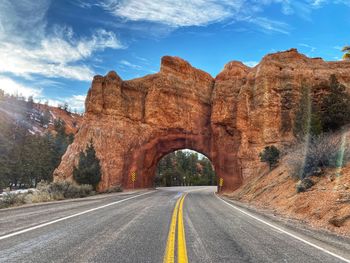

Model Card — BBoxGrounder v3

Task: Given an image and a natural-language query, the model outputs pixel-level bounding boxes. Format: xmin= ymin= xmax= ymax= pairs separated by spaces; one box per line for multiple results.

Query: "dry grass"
xmin=0 ymin=181 xmax=94 ymax=209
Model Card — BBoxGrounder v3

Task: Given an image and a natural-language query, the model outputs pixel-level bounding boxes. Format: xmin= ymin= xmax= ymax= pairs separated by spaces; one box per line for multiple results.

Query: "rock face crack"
xmin=54 ymin=49 xmax=350 ymax=192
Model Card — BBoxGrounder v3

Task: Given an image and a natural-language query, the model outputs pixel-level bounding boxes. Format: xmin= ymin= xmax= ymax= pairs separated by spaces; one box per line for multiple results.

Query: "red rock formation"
xmin=54 ymin=49 xmax=350 ymax=192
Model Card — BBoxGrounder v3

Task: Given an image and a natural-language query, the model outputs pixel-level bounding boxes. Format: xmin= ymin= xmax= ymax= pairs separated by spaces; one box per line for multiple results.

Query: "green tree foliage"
xmin=342 ymin=46 xmax=350 ymax=60
xmin=73 ymin=142 xmax=101 ymax=190
xmin=27 ymin=96 xmax=34 ymax=109
xmin=259 ymin=146 xmax=280 ymax=170
xmin=293 ymin=84 xmax=322 ymax=140
xmin=0 ymin=110 xmax=73 ymax=189
xmin=321 ymin=75 xmax=350 ymax=132
xmin=40 ymin=109 xmax=51 ymax=126
xmin=155 ymin=151 xmax=216 ymax=187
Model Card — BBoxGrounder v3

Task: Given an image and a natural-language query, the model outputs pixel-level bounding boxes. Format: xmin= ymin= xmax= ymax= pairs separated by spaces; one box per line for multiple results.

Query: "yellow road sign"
xmin=131 ymin=171 xmax=136 ymax=182
xmin=219 ymin=178 xmax=224 ymax=187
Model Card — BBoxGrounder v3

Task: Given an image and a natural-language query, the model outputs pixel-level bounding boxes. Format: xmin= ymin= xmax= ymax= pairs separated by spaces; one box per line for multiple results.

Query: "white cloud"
xmin=44 ymin=95 xmax=86 ymax=112
xmin=89 ymin=0 xmax=350 ymax=34
xmin=310 ymin=0 xmax=350 ymax=7
xmin=310 ymin=0 xmax=327 ymax=6
xmin=0 ymin=75 xmax=86 ymax=111
xmin=0 ymin=29 xmax=123 ymax=81
xmin=0 ymin=76 xmax=42 ymax=98
xmin=120 ymin=60 xmax=143 ymax=70
xmin=93 ymin=0 xmax=296 ymax=34
xmin=243 ymin=61 xmax=259 ymax=67
xmin=299 ymin=43 xmax=316 ymax=52
xmin=100 ymin=0 xmax=244 ymax=27
xmin=245 ymin=16 xmax=290 ymax=34
xmin=0 ymin=1 xmax=124 ymax=81
xmin=66 ymin=95 xmax=86 ymax=111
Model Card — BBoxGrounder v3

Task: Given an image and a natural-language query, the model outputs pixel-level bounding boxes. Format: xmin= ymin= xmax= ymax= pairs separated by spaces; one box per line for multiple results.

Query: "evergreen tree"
xmin=1 ymin=114 xmax=73 ymax=188
xmin=156 ymin=150 xmax=216 ymax=187
xmin=321 ymin=75 xmax=350 ymax=131
xmin=40 ymin=109 xmax=51 ymax=126
xmin=63 ymin=102 xmax=69 ymax=112
xmin=73 ymin=142 xmax=101 ymax=190
xmin=27 ymin=96 xmax=34 ymax=109
xmin=294 ymin=84 xmax=322 ymax=140
xmin=259 ymin=146 xmax=280 ymax=171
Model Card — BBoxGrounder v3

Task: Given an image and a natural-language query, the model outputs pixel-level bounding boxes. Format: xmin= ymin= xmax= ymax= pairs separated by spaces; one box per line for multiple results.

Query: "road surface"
xmin=0 ymin=186 xmax=349 ymax=263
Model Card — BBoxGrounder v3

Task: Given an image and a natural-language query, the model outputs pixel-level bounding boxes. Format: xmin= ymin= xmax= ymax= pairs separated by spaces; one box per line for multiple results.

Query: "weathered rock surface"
xmin=54 ymin=49 xmax=350 ymax=192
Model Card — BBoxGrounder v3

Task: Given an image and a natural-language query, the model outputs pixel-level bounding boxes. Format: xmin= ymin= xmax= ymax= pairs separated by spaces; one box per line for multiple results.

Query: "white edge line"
xmin=0 ymin=191 xmax=154 ymax=241
xmin=214 ymin=193 xmax=350 ymax=263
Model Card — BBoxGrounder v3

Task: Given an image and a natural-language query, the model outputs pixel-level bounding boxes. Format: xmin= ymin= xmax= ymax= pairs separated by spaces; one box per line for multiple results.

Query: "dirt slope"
xmin=227 ymin=161 xmax=350 ymax=236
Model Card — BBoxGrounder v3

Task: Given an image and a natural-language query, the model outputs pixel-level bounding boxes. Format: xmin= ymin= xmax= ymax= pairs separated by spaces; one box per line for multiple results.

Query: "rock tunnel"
xmin=53 ymin=49 xmax=350 ymax=192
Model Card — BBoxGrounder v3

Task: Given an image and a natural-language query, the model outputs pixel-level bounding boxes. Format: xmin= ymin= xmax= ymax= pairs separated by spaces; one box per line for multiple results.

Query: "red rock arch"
xmin=54 ymin=50 xmax=350 ymax=192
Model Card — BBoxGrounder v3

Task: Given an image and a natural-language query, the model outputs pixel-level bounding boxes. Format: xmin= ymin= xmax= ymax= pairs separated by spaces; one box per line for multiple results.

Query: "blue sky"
xmin=0 ymin=0 xmax=349 ymax=111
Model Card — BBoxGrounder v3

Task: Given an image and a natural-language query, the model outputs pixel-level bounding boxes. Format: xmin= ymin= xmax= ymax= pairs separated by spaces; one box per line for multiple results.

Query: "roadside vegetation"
xmin=0 ymin=142 xmax=106 ymax=209
xmin=0 ymin=181 xmax=94 ymax=209
xmin=0 ymin=90 xmax=75 ymax=190
xmin=259 ymin=75 xmax=350 ymax=193
xmin=0 ymin=91 xmax=105 ymax=209
xmin=259 ymin=146 xmax=280 ymax=171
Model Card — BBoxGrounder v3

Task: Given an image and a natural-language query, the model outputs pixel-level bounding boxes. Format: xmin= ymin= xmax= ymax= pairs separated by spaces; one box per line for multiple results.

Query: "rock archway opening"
xmin=154 ymin=149 xmax=217 ymax=188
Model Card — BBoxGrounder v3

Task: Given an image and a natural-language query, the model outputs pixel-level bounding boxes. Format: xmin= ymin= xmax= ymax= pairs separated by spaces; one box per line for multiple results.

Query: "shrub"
xmin=287 ymin=132 xmax=348 ymax=180
xmin=35 ymin=180 xmax=93 ymax=200
xmin=259 ymin=146 xmax=280 ymax=170
xmin=0 ymin=193 xmax=26 ymax=208
xmin=296 ymin=178 xmax=314 ymax=193
xmin=303 ymin=133 xmax=346 ymax=176
xmin=0 ymin=181 xmax=95 ymax=209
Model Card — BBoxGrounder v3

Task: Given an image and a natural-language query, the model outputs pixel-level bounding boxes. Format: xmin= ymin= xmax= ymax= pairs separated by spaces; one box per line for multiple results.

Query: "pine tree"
xmin=321 ymin=75 xmax=350 ymax=131
xmin=40 ymin=109 xmax=51 ymax=126
xmin=259 ymin=146 xmax=280 ymax=171
xmin=27 ymin=96 xmax=34 ymax=109
xmin=294 ymin=84 xmax=323 ymax=140
xmin=73 ymin=142 xmax=101 ymax=190
xmin=294 ymin=84 xmax=311 ymax=140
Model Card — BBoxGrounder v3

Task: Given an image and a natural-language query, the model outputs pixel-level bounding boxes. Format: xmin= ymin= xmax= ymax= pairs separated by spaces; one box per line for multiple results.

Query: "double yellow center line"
xmin=163 ymin=193 xmax=188 ymax=263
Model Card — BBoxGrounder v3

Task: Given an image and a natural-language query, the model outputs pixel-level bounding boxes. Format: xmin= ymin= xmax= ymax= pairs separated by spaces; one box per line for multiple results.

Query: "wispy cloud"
xmin=299 ymin=43 xmax=316 ymax=52
xmin=83 ymin=0 xmax=350 ymax=35
xmin=98 ymin=0 xmax=244 ymax=27
xmin=245 ymin=16 xmax=291 ymax=34
xmin=89 ymin=0 xmax=293 ymax=34
xmin=0 ymin=1 xmax=124 ymax=81
xmin=310 ymin=0 xmax=350 ymax=7
xmin=119 ymin=60 xmax=143 ymax=70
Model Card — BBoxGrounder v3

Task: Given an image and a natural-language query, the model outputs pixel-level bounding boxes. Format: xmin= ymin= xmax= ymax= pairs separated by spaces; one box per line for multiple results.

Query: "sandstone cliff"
xmin=54 ymin=49 xmax=350 ymax=192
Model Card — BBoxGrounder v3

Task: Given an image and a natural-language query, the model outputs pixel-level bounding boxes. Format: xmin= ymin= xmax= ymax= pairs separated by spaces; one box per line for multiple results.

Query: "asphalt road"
xmin=0 ymin=186 xmax=349 ymax=263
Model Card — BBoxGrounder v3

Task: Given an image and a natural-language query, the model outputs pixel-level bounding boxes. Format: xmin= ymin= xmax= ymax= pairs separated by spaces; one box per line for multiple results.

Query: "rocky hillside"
xmin=0 ymin=96 xmax=82 ymax=136
xmin=226 ymin=130 xmax=350 ymax=236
